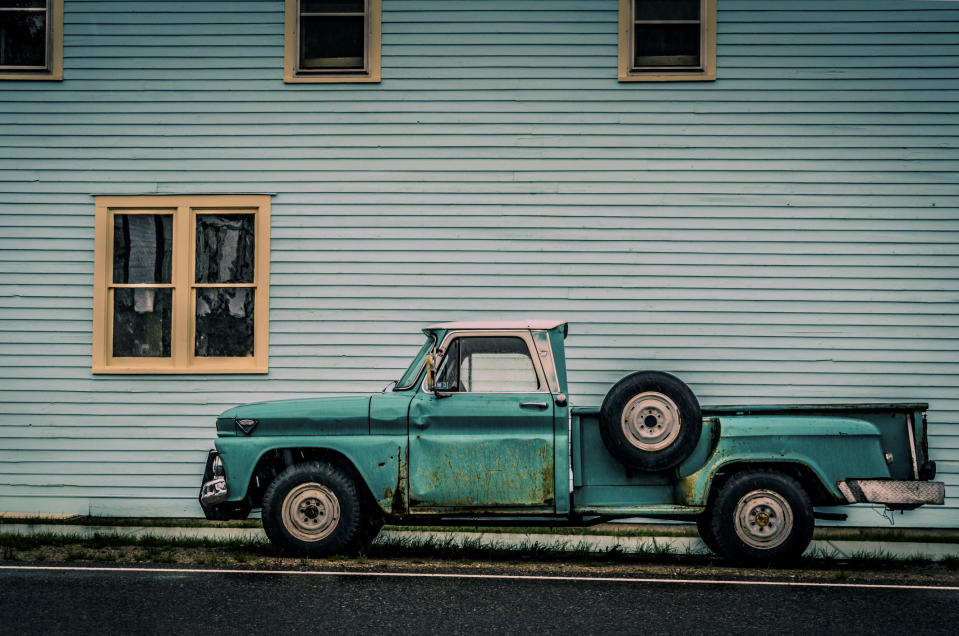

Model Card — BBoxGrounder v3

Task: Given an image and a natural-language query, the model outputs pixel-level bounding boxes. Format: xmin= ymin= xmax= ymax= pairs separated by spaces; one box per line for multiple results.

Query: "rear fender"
xmin=676 ymin=415 xmax=890 ymax=506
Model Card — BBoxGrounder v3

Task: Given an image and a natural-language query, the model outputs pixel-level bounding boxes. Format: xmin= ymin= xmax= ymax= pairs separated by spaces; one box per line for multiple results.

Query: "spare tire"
xmin=599 ymin=371 xmax=702 ymax=472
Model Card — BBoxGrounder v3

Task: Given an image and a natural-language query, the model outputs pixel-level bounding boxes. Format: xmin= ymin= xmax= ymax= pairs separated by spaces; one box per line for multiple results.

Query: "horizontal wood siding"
xmin=0 ymin=0 xmax=957 ymax=526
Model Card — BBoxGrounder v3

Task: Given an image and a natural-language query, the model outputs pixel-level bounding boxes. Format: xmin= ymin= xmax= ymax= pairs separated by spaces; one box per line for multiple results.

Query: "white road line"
xmin=1 ymin=564 xmax=958 ymax=591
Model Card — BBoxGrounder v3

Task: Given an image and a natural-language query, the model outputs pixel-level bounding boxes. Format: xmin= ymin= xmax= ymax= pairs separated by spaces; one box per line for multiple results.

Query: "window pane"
xmin=195 ymin=288 xmax=255 ymax=357
xmin=300 ymin=15 xmax=364 ymax=69
xmin=440 ymin=337 xmax=539 ymax=393
xmin=0 ymin=10 xmax=45 ymax=68
xmin=113 ymin=214 xmax=173 ymax=284
xmin=195 ymin=214 xmax=255 ymax=284
xmin=434 ymin=338 xmax=460 ymax=391
xmin=302 ymin=0 xmax=364 ymax=12
xmin=635 ymin=24 xmax=700 ymax=67
xmin=0 ymin=3 xmax=48 ymax=9
xmin=635 ymin=0 xmax=699 ymax=21
xmin=113 ymin=288 xmax=172 ymax=357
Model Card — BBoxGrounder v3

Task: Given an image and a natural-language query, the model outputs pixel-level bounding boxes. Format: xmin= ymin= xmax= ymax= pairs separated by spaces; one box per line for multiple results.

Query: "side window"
xmin=284 ymin=0 xmax=381 ymax=83
xmin=618 ymin=0 xmax=716 ymax=82
xmin=0 ymin=0 xmax=63 ymax=81
xmin=93 ymin=195 xmax=271 ymax=374
xmin=436 ymin=337 xmax=541 ymax=393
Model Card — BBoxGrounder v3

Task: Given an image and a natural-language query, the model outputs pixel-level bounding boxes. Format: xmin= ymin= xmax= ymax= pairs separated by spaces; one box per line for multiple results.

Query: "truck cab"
xmin=200 ymin=320 xmax=945 ymax=563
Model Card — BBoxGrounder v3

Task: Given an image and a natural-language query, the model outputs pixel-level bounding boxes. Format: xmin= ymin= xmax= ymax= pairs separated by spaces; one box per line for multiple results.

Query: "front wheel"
xmin=706 ymin=470 xmax=814 ymax=564
xmin=262 ymin=461 xmax=363 ymax=556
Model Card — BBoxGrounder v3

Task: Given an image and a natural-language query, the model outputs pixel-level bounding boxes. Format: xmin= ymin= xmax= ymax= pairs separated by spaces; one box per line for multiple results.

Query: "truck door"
xmin=409 ymin=332 xmax=555 ymax=511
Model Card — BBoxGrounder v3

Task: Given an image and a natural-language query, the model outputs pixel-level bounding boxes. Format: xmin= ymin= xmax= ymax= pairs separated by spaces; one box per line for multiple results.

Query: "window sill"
xmin=93 ymin=365 xmax=269 ymax=375
xmin=0 ymin=70 xmax=62 ymax=81
xmin=619 ymin=71 xmax=716 ymax=82
xmin=284 ymin=74 xmax=380 ymax=84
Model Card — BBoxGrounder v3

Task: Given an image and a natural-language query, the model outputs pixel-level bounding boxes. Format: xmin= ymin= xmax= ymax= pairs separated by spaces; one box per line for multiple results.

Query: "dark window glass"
xmin=113 ymin=214 xmax=173 ymax=284
xmin=195 ymin=214 xmax=255 ymax=284
xmin=635 ymin=24 xmax=700 ymax=67
xmin=300 ymin=15 xmax=364 ymax=70
xmin=113 ymin=288 xmax=172 ymax=357
xmin=195 ymin=288 xmax=255 ymax=357
xmin=302 ymin=0 xmax=363 ymax=12
xmin=635 ymin=0 xmax=699 ymax=21
xmin=436 ymin=337 xmax=539 ymax=393
xmin=0 ymin=7 xmax=45 ymax=68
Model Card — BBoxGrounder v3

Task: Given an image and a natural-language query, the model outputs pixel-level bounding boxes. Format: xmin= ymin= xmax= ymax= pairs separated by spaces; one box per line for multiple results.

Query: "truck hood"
xmin=219 ymin=395 xmax=372 ymax=436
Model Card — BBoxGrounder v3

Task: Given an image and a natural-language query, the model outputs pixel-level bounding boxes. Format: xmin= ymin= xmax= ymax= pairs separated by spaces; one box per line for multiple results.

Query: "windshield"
xmin=395 ymin=337 xmax=432 ymax=390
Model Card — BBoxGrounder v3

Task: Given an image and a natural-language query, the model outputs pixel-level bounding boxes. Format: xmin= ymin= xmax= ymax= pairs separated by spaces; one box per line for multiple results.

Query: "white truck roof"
xmin=425 ymin=319 xmax=567 ymax=331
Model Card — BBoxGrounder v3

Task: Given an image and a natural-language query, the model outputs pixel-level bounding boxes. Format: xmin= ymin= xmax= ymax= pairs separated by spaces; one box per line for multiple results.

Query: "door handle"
xmin=521 ymin=402 xmax=549 ymax=410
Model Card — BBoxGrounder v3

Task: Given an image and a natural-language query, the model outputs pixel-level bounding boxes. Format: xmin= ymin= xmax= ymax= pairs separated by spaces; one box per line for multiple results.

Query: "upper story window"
xmin=618 ymin=0 xmax=716 ymax=82
xmin=285 ymin=0 xmax=381 ymax=83
xmin=93 ymin=195 xmax=271 ymax=374
xmin=435 ymin=337 xmax=542 ymax=393
xmin=0 ymin=0 xmax=62 ymax=80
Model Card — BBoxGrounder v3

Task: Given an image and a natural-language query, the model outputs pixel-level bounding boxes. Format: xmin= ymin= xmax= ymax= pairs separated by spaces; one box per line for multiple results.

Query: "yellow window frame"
xmin=284 ymin=0 xmax=382 ymax=83
xmin=618 ymin=0 xmax=716 ymax=82
xmin=0 ymin=0 xmax=63 ymax=81
xmin=93 ymin=195 xmax=271 ymax=374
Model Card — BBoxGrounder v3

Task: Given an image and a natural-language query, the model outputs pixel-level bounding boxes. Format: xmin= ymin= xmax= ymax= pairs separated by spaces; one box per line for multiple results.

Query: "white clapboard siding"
xmin=0 ymin=0 xmax=957 ymax=525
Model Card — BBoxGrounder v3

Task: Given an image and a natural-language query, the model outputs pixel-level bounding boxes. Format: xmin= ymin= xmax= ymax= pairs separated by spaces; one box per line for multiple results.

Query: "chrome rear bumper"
xmin=838 ymin=479 xmax=945 ymax=506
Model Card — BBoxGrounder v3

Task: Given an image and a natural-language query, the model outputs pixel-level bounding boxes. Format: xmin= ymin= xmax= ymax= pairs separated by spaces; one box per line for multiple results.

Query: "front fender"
xmin=676 ymin=415 xmax=891 ymax=506
xmin=215 ymin=435 xmax=407 ymax=514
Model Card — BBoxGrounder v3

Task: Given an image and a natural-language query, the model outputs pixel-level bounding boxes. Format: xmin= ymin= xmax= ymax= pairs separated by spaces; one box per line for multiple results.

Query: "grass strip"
xmin=2 ymin=530 xmax=956 ymax=572
xmin=4 ymin=517 xmax=958 ymax=544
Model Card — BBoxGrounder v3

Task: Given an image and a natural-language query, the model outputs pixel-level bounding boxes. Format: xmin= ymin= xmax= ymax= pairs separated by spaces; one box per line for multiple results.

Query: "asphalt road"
xmin=2 ymin=566 xmax=958 ymax=635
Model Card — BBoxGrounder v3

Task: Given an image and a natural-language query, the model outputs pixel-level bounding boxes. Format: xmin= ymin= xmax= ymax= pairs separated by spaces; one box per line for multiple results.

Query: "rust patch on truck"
xmin=390 ymin=445 xmax=407 ymax=514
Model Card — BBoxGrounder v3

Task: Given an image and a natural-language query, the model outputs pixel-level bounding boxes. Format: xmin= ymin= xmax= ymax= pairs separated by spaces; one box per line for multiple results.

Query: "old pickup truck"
xmin=199 ymin=320 xmax=945 ymax=563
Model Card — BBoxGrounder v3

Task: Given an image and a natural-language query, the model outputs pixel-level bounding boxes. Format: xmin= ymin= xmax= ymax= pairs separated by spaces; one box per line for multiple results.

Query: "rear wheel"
xmin=599 ymin=371 xmax=702 ymax=472
xmin=707 ymin=470 xmax=814 ymax=564
xmin=262 ymin=461 xmax=362 ymax=556
xmin=695 ymin=514 xmax=721 ymax=556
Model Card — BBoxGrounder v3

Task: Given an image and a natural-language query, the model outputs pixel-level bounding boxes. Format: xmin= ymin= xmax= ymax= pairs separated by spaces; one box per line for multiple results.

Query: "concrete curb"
xmin=2 ymin=523 xmax=958 ymax=561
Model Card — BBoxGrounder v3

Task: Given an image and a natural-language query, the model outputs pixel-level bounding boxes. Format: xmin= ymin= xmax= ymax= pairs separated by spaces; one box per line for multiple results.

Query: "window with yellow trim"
xmin=284 ymin=0 xmax=381 ymax=83
xmin=0 ymin=0 xmax=62 ymax=80
xmin=618 ymin=0 xmax=716 ymax=82
xmin=93 ymin=195 xmax=271 ymax=374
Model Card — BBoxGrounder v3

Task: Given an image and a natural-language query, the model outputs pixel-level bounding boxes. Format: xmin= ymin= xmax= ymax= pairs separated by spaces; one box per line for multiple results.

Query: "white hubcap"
xmin=281 ymin=482 xmax=340 ymax=542
xmin=734 ymin=489 xmax=794 ymax=550
xmin=621 ymin=392 xmax=681 ymax=451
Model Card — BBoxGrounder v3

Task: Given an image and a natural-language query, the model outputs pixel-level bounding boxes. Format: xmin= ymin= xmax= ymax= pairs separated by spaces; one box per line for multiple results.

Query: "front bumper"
xmin=838 ymin=479 xmax=945 ymax=508
xmin=200 ymin=476 xmax=228 ymax=506
xmin=198 ymin=450 xmax=228 ymax=506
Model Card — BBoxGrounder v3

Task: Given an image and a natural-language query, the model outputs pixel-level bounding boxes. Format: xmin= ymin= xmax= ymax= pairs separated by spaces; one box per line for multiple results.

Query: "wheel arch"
xmin=681 ymin=458 xmax=845 ymax=508
xmin=215 ymin=436 xmax=406 ymax=515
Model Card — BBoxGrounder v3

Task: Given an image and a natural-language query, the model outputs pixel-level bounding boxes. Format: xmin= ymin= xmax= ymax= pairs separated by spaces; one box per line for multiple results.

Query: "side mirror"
xmin=426 ymin=349 xmax=452 ymax=398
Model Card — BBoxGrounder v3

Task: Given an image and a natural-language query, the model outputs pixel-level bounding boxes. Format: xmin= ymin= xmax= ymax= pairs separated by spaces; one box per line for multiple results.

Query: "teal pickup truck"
xmin=199 ymin=320 xmax=945 ymax=563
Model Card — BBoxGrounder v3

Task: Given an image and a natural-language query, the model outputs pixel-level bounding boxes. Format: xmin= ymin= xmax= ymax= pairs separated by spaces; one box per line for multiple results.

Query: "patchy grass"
xmin=4 ymin=516 xmax=958 ymax=544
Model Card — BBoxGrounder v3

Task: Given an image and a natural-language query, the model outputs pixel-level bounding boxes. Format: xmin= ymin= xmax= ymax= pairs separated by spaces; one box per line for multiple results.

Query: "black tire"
xmin=599 ymin=371 xmax=702 ymax=472
xmin=707 ymin=470 xmax=814 ymax=564
xmin=351 ymin=510 xmax=385 ymax=552
xmin=262 ymin=461 xmax=363 ymax=557
xmin=695 ymin=514 xmax=721 ymax=556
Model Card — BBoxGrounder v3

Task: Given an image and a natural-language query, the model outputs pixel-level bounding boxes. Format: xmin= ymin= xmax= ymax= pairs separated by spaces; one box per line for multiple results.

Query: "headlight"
xmin=212 ymin=454 xmax=225 ymax=478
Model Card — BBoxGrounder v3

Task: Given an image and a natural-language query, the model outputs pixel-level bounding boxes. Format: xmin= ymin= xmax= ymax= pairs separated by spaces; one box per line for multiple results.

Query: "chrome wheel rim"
xmin=281 ymin=482 xmax=340 ymax=542
xmin=734 ymin=489 xmax=794 ymax=550
xmin=620 ymin=391 xmax=681 ymax=451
